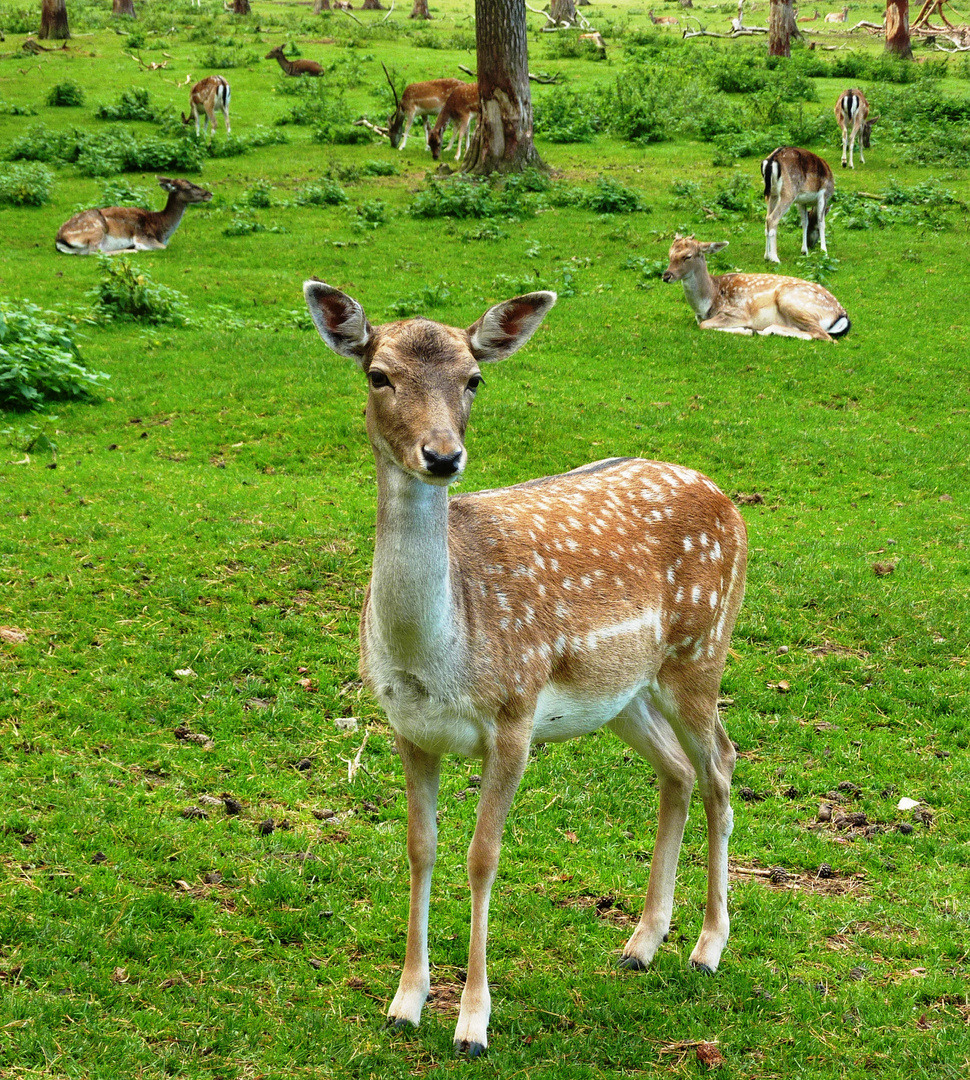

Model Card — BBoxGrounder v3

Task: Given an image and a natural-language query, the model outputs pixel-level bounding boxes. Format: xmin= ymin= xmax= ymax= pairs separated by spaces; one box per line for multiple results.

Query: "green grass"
xmin=2 ymin=2 xmax=970 ymax=1077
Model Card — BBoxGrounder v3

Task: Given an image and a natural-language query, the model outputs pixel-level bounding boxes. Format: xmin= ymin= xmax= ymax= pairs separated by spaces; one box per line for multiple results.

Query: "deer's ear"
xmin=304 ymin=280 xmax=372 ymax=364
xmin=699 ymin=241 xmax=729 ymax=255
xmin=468 ymin=292 xmax=557 ymax=363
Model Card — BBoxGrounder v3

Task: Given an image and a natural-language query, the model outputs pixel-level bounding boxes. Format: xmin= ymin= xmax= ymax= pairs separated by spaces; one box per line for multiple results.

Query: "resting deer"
xmin=181 ymin=75 xmax=231 ymax=137
xmin=55 ymin=177 xmax=212 ymax=256
xmin=382 ymin=65 xmax=463 ymax=150
xmin=303 ymin=279 xmax=747 ymax=1055
xmin=648 ymin=8 xmax=680 ymax=23
xmin=797 ymin=7 xmax=821 ymax=19
xmin=428 ymin=82 xmax=479 ymax=161
xmin=824 ymin=5 xmax=848 ymax=20
xmin=835 ymin=88 xmax=878 ymax=169
xmin=265 ymin=45 xmax=324 ymax=77
xmin=761 ymin=146 xmax=834 ymax=264
xmin=663 ymin=235 xmax=850 ymax=341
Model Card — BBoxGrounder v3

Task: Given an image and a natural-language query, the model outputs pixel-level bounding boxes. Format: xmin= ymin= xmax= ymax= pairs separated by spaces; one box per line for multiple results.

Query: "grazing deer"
xmin=579 ymin=31 xmax=608 ymax=57
xmin=55 ymin=177 xmax=212 ymax=256
xmin=303 ymin=279 xmax=748 ymax=1056
xmin=824 ymin=6 xmax=848 ymax=20
xmin=663 ymin=235 xmax=850 ymax=341
xmin=265 ymin=45 xmax=324 ymax=77
xmin=761 ymin=146 xmax=834 ymax=264
xmin=428 ymin=82 xmax=479 ymax=161
xmin=181 ymin=75 xmax=231 ymax=137
xmin=648 ymin=8 xmax=680 ymax=23
xmin=835 ymin=88 xmax=878 ymax=169
xmin=382 ymin=65 xmax=463 ymax=150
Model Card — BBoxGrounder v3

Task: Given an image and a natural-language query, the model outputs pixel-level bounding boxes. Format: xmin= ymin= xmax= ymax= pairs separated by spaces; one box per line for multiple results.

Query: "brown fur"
xmin=265 ymin=45 xmax=323 ymax=76
xmin=427 ymin=83 xmax=479 ymax=161
xmin=761 ymin=146 xmax=835 ymax=263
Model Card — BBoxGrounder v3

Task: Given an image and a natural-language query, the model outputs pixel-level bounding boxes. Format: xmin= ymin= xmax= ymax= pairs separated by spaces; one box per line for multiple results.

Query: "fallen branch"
xmin=337 ymin=5 xmax=365 ymax=25
xmin=353 ymin=116 xmax=389 ymax=136
xmin=528 ymin=70 xmax=561 ymax=83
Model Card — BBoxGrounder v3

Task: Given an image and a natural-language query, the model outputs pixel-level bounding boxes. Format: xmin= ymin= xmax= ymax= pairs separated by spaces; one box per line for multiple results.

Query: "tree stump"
xmin=885 ymin=0 xmax=914 ymax=57
xmin=39 ymin=0 xmax=70 ymax=40
xmin=410 ymin=0 xmax=431 ymax=17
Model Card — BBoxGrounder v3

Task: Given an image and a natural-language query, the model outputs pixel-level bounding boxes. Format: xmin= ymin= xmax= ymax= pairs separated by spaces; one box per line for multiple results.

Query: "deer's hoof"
xmin=455 ymin=1039 xmax=487 ymax=1058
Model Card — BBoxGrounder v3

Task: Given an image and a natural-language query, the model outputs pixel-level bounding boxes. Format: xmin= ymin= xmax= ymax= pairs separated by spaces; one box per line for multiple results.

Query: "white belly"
xmin=531 ymin=683 xmax=641 ymax=744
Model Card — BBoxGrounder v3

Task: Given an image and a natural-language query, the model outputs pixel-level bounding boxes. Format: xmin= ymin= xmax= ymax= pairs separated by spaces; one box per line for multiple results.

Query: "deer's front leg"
xmin=454 ymin=726 xmax=531 ymax=1057
xmin=388 ymin=735 xmax=441 ymax=1030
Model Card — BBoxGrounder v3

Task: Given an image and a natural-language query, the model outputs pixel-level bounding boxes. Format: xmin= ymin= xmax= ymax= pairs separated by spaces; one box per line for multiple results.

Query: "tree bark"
xmin=410 ymin=0 xmax=431 ymax=15
xmin=39 ymin=0 xmax=70 ymax=39
xmin=768 ymin=0 xmax=795 ymax=56
xmin=232 ymin=0 xmax=252 ymax=13
xmin=315 ymin=0 xmax=332 ymax=10
xmin=112 ymin=0 xmax=135 ymax=15
xmin=463 ymin=0 xmax=544 ymax=175
xmin=885 ymin=0 xmax=913 ymax=57
xmin=550 ymin=0 xmax=577 ymax=23
xmin=362 ymin=0 xmax=384 ymax=7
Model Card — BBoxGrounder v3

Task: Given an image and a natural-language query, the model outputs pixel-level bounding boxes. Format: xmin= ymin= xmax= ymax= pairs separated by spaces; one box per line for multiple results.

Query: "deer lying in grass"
xmin=265 ymin=45 xmax=324 ymax=77
xmin=663 ymin=235 xmax=850 ymax=341
xmin=383 ymin=64 xmax=463 ymax=150
xmin=427 ymin=82 xmax=479 ymax=161
xmin=835 ymin=88 xmax=878 ymax=169
xmin=648 ymin=8 xmax=680 ymax=24
xmin=761 ymin=146 xmax=834 ymax=264
xmin=824 ymin=5 xmax=848 ymax=20
xmin=303 ymin=278 xmax=747 ymax=1055
xmin=55 ymin=177 xmax=212 ymax=255
xmin=181 ymin=75 xmax=231 ymax=137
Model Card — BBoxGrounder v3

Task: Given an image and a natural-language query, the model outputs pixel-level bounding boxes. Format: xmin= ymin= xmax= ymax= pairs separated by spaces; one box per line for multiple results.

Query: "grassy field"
xmin=1 ymin=1 xmax=969 ymax=1077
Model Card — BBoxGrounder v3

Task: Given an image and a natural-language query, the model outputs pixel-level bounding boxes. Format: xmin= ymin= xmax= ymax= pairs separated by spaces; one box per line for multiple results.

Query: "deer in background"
xmin=303 ymin=279 xmax=747 ymax=1056
xmin=663 ymin=235 xmax=850 ymax=341
xmin=648 ymin=8 xmax=680 ymax=24
xmin=383 ymin=65 xmax=463 ymax=150
xmin=181 ymin=76 xmax=231 ymax=137
xmin=265 ymin=45 xmax=324 ymax=77
xmin=55 ymin=177 xmax=212 ymax=255
xmin=824 ymin=6 xmax=848 ymax=20
xmin=797 ymin=7 xmax=821 ymax=20
xmin=761 ymin=146 xmax=834 ymax=264
xmin=835 ymin=88 xmax=878 ymax=169
xmin=428 ymin=82 xmax=479 ymax=161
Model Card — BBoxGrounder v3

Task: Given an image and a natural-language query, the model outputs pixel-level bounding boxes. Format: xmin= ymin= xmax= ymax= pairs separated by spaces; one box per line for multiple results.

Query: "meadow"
xmin=1 ymin=0 xmax=969 ymax=1076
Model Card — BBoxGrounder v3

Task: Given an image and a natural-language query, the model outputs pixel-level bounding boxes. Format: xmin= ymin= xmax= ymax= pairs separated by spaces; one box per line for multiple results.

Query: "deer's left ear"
xmin=699 ymin=241 xmax=730 ymax=255
xmin=304 ymin=279 xmax=373 ymax=364
xmin=468 ymin=291 xmax=557 ymax=363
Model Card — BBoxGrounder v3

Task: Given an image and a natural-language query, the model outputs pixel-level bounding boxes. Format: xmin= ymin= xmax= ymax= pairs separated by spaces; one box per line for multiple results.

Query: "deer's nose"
xmin=422 ymin=447 xmax=463 ymax=478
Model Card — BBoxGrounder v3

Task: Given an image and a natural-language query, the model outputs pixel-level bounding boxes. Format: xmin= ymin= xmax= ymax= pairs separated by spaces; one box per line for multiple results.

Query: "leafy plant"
xmin=46 ymin=81 xmax=85 ymax=107
xmin=95 ymin=87 xmax=159 ymax=123
xmin=383 ymin=280 xmax=451 ymax=319
xmin=351 ymin=199 xmax=388 ymax=231
xmin=0 ymin=163 xmax=54 ymax=207
xmin=0 ymin=300 xmax=107 ymax=411
xmin=222 ymin=217 xmax=287 ymax=237
xmin=89 ymin=257 xmax=189 ymax=326
xmin=296 ymin=179 xmax=348 ymax=207
xmin=534 ymin=86 xmax=601 ymax=143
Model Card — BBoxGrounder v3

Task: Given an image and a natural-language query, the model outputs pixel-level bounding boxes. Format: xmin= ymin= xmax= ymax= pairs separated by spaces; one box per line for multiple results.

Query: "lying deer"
xmin=383 ymin=64 xmax=463 ymax=150
xmin=303 ymin=279 xmax=747 ymax=1055
xmin=761 ymin=146 xmax=834 ymax=264
xmin=55 ymin=177 xmax=212 ymax=255
xmin=428 ymin=82 xmax=479 ymax=161
xmin=181 ymin=75 xmax=231 ymax=137
xmin=797 ymin=7 xmax=821 ymax=19
xmin=835 ymin=88 xmax=878 ymax=169
xmin=663 ymin=235 xmax=850 ymax=341
xmin=648 ymin=8 xmax=680 ymax=24
xmin=265 ymin=44 xmax=323 ymax=77
xmin=824 ymin=5 xmax=848 ymax=20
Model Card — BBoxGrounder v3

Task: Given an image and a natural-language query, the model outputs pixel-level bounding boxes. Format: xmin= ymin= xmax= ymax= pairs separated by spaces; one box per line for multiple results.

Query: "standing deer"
xmin=181 ymin=75 xmax=231 ymax=137
xmin=383 ymin=64 xmax=464 ymax=150
xmin=835 ymin=88 xmax=878 ymax=169
xmin=824 ymin=5 xmax=848 ymax=20
xmin=663 ymin=235 xmax=850 ymax=341
xmin=761 ymin=146 xmax=835 ymax=264
xmin=265 ymin=45 xmax=324 ymax=77
xmin=55 ymin=177 xmax=212 ymax=255
xmin=303 ymin=279 xmax=748 ymax=1055
xmin=427 ymin=82 xmax=479 ymax=161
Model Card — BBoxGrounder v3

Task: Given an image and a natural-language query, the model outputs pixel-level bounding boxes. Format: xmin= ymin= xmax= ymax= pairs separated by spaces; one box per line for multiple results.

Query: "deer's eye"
xmin=369 ymin=370 xmax=391 ymax=389
xmin=466 ymin=374 xmax=484 ymax=393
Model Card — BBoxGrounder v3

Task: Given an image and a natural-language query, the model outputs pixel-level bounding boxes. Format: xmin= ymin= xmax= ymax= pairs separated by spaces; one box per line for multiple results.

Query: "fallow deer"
xmin=824 ymin=5 xmax=848 ymax=20
xmin=648 ymin=8 xmax=680 ymax=24
xmin=428 ymin=82 xmax=479 ymax=161
xmin=797 ymin=7 xmax=821 ymax=20
xmin=55 ymin=177 xmax=212 ymax=256
xmin=181 ymin=75 xmax=231 ymax=137
xmin=835 ymin=88 xmax=878 ymax=169
xmin=382 ymin=64 xmax=464 ymax=150
xmin=265 ymin=45 xmax=324 ymax=77
xmin=663 ymin=235 xmax=850 ymax=341
xmin=761 ymin=146 xmax=834 ymax=264
xmin=303 ymin=279 xmax=748 ymax=1055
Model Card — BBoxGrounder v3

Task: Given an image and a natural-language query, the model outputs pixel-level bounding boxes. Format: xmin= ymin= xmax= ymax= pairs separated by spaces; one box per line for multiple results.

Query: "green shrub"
xmin=312 ymin=123 xmax=372 ymax=145
xmin=351 ymin=199 xmax=388 ymax=231
xmin=7 ymin=124 xmax=85 ymax=164
xmin=199 ymin=47 xmax=261 ymax=68
xmin=244 ymin=179 xmax=274 ymax=209
xmin=579 ymin=176 xmax=646 ymax=214
xmin=89 ymin=257 xmax=189 ymax=326
xmin=0 ymin=300 xmax=108 ymax=411
xmin=207 ymin=128 xmax=289 ymax=159
xmin=0 ymin=163 xmax=54 ymax=207
xmin=383 ymin=280 xmax=451 ymax=319
xmin=95 ymin=88 xmax=159 ymax=123
xmin=359 ymin=159 xmax=398 ymax=177
xmin=222 ymin=217 xmax=287 ymax=237
xmin=46 ymin=81 xmax=85 ymax=107
xmin=534 ymin=86 xmax=600 ymax=144
xmin=296 ymin=179 xmax=348 ymax=207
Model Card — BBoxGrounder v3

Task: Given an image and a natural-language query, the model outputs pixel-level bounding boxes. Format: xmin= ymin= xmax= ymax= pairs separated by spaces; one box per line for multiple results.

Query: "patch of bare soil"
xmin=729 ymin=861 xmax=867 ymax=897
xmin=554 ymin=893 xmax=638 ymax=926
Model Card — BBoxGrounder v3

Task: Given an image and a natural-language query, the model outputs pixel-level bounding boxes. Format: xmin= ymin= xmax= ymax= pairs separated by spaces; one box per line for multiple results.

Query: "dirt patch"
xmin=730 ymin=862 xmax=867 ymax=897
xmin=554 ymin=893 xmax=638 ymax=926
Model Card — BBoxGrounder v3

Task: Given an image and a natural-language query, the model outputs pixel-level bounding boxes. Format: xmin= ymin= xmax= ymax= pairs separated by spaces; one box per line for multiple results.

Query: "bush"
xmin=579 ymin=176 xmax=646 ymax=214
xmin=46 ymin=81 xmax=85 ymax=107
xmin=89 ymin=257 xmax=189 ymax=326
xmin=534 ymin=86 xmax=600 ymax=144
xmin=0 ymin=163 xmax=53 ymax=206
xmin=95 ymin=88 xmax=159 ymax=123
xmin=0 ymin=300 xmax=108 ymax=411
xmin=296 ymin=179 xmax=348 ymax=207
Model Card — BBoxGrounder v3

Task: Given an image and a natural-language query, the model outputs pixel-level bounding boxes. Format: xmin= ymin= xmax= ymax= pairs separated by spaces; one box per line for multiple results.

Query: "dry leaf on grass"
xmin=0 ymin=626 xmax=27 ymax=644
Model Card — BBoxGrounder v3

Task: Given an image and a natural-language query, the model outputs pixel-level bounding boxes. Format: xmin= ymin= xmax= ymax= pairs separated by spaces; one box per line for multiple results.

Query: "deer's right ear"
xmin=304 ymin=280 xmax=372 ymax=364
xmin=699 ymin=241 xmax=729 ymax=255
xmin=468 ymin=291 xmax=557 ymax=363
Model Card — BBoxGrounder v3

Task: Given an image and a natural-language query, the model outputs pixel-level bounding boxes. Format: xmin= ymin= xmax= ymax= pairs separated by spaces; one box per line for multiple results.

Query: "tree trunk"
xmin=463 ymin=0 xmax=544 ymax=175
xmin=315 ymin=0 xmax=332 ymax=10
xmin=232 ymin=0 xmax=252 ymax=13
xmin=112 ymin=0 xmax=135 ymax=15
xmin=550 ymin=0 xmax=577 ymax=23
xmin=885 ymin=0 xmax=913 ymax=57
xmin=362 ymin=0 xmax=384 ymax=7
xmin=39 ymin=0 xmax=70 ymax=39
xmin=410 ymin=0 xmax=431 ymax=16
xmin=768 ymin=0 xmax=795 ymax=56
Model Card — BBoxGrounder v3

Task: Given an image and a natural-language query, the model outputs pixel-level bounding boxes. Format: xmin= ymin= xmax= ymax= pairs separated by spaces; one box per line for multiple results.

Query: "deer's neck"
xmin=681 ymin=263 xmax=718 ymax=322
xmin=369 ymin=460 xmax=459 ymax=665
xmin=155 ymin=194 xmax=188 ymax=243
xmin=277 ymin=56 xmax=295 ymax=75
